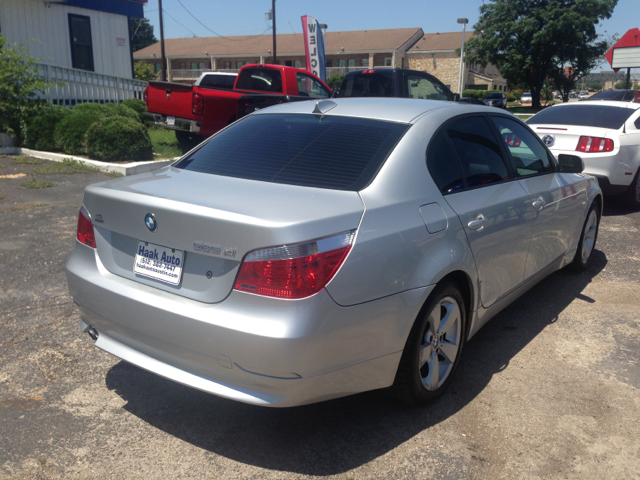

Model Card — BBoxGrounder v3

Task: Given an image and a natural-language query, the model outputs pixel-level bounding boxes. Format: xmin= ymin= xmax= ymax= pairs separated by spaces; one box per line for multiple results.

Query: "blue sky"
xmin=142 ymin=0 xmax=638 ymax=72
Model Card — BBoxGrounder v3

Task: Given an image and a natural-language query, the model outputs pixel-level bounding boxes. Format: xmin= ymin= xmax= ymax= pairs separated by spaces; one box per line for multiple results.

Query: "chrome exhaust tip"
xmin=87 ymin=328 xmax=99 ymax=341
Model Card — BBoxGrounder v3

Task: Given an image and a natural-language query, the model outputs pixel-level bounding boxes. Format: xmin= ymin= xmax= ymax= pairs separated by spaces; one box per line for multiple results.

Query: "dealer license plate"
xmin=166 ymin=115 xmax=176 ymax=126
xmin=134 ymin=241 xmax=184 ymax=285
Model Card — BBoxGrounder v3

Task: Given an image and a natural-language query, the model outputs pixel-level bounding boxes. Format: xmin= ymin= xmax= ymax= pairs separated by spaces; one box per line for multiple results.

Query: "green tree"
xmin=465 ymin=0 xmax=618 ymax=108
xmin=614 ymin=80 xmax=640 ymax=89
xmin=134 ymin=61 xmax=158 ymax=81
xmin=326 ymin=73 xmax=345 ymax=91
xmin=0 ymin=37 xmax=55 ymax=139
xmin=130 ymin=18 xmax=158 ymax=52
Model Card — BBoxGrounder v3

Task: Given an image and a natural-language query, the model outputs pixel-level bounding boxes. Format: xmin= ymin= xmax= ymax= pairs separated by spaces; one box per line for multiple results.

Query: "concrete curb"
xmin=0 ymin=147 xmax=177 ymax=176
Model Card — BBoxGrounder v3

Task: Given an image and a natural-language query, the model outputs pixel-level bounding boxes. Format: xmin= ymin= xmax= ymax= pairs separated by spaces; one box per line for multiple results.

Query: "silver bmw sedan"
xmin=66 ymin=98 xmax=602 ymax=407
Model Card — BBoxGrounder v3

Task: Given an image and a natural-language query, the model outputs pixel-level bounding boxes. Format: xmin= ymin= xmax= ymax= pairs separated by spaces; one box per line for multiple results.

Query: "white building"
xmin=0 ymin=0 xmax=147 ymax=104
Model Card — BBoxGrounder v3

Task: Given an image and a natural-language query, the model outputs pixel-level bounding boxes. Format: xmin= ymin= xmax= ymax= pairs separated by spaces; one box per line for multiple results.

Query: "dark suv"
xmin=483 ymin=92 xmax=508 ymax=109
xmin=336 ymin=68 xmax=457 ymax=102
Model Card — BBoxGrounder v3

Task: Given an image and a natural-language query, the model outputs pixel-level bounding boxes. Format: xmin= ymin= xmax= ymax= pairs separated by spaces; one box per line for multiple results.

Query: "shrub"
xmin=122 ymin=98 xmax=147 ymax=122
xmin=506 ymin=92 xmax=516 ymax=102
xmin=85 ymin=116 xmax=153 ymax=161
xmin=104 ymin=102 xmax=140 ymax=122
xmin=54 ymin=111 xmax=103 ymax=154
xmin=71 ymin=102 xmax=110 ymax=116
xmin=326 ymin=73 xmax=345 ymax=91
xmin=24 ymin=105 xmax=70 ymax=151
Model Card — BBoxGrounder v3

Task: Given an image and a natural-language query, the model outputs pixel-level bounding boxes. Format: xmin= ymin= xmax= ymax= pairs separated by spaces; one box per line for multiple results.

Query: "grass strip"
xmin=11 ymin=155 xmax=43 ymax=165
xmin=34 ymin=158 xmax=99 ymax=175
xmin=21 ymin=179 xmax=55 ymax=189
xmin=11 ymin=202 xmax=48 ymax=211
xmin=149 ymin=126 xmax=183 ymax=159
xmin=104 ymin=171 xmax=124 ymax=178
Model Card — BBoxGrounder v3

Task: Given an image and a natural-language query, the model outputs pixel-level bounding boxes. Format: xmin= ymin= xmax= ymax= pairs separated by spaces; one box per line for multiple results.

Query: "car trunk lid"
xmin=81 ymin=168 xmax=364 ymax=303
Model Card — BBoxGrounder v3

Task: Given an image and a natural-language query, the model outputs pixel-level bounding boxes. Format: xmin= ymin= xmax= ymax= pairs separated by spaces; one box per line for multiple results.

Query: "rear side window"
xmin=445 ymin=116 xmax=510 ymax=188
xmin=235 ymin=68 xmax=283 ymax=93
xmin=176 ymin=114 xmax=409 ymax=191
xmin=528 ymin=105 xmax=635 ymax=129
xmin=427 ymin=134 xmax=465 ymax=193
xmin=406 ymin=74 xmax=449 ymax=100
xmin=337 ymin=71 xmax=393 ymax=97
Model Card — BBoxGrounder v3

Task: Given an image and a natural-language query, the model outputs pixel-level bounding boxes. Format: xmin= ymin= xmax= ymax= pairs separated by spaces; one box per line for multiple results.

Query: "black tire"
xmin=621 ymin=169 xmax=640 ymax=210
xmin=175 ymin=130 xmax=201 ymax=152
xmin=569 ymin=202 xmax=600 ymax=272
xmin=393 ymin=281 xmax=467 ymax=406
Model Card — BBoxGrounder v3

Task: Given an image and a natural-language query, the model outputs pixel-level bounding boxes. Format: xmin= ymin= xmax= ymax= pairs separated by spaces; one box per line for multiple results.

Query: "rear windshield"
xmin=199 ymin=74 xmax=236 ymax=89
xmin=527 ymin=105 xmax=635 ymax=129
xmin=485 ymin=93 xmax=501 ymax=99
xmin=337 ymin=71 xmax=393 ymax=98
xmin=235 ymin=68 xmax=283 ymax=93
xmin=175 ymin=114 xmax=409 ymax=191
xmin=589 ymin=90 xmax=630 ymax=101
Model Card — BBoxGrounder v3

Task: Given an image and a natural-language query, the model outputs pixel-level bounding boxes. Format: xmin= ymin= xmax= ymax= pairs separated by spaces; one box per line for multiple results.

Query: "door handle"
xmin=467 ymin=213 xmax=486 ymax=231
xmin=532 ymin=196 xmax=545 ymax=210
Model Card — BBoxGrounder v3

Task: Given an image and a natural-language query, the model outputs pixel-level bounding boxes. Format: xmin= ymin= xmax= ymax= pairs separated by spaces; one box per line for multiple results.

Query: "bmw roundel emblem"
xmin=145 ymin=213 xmax=157 ymax=232
xmin=542 ymin=134 xmax=555 ymax=147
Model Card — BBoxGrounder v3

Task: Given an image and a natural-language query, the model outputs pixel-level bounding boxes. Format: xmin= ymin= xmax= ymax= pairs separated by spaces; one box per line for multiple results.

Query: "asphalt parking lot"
xmin=1 ymin=154 xmax=639 ymax=479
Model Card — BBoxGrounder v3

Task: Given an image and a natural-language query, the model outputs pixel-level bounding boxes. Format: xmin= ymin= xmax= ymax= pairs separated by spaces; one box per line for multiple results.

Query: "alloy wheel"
xmin=581 ymin=209 xmax=598 ymax=264
xmin=419 ymin=296 xmax=462 ymax=391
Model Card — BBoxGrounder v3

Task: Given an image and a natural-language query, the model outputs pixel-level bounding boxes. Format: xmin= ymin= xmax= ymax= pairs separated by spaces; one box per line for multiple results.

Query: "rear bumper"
xmin=143 ymin=112 xmax=200 ymax=133
xmin=66 ymin=241 xmax=432 ymax=407
xmin=550 ymin=148 xmax=635 ymax=193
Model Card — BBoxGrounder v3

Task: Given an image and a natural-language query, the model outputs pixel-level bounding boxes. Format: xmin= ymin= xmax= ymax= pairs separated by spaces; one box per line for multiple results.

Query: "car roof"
xmin=547 ymin=100 xmax=640 ymax=110
xmin=252 ymin=97 xmax=488 ymax=124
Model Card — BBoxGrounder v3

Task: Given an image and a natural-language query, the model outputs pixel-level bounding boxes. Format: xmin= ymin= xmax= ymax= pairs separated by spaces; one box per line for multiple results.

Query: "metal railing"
xmin=325 ymin=65 xmax=391 ymax=76
xmin=36 ymin=63 xmax=148 ymax=106
xmin=171 ymin=68 xmax=211 ymax=80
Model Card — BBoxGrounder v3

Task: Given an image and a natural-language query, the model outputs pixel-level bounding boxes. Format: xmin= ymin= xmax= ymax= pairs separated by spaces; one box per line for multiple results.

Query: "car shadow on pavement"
xmin=105 ymin=250 xmax=607 ymax=476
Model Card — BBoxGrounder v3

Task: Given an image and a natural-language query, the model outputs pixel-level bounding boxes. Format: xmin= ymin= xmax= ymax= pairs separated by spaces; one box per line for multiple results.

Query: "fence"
xmin=36 ymin=63 xmax=148 ymax=106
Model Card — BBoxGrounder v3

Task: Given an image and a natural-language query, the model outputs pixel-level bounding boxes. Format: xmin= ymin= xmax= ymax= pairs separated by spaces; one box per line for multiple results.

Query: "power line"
xmin=162 ymin=8 xmax=198 ymax=37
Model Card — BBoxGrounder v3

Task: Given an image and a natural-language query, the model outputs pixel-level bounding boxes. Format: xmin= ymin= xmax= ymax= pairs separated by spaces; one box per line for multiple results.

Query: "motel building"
xmin=133 ymin=27 xmax=507 ymax=93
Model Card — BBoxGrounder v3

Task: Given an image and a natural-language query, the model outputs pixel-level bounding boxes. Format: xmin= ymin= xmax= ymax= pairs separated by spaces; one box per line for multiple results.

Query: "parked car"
xmin=529 ymin=100 xmax=640 ymax=208
xmin=336 ymin=68 xmax=456 ymax=101
xmin=483 ymin=92 xmax=508 ymax=109
xmin=578 ymin=92 xmax=589 ymax=100
xmin=67 ymin=98 xmax=601 ymax=407
xmin=587 ymin=89 xmax=640 ymax=103
xmin=143 ymin=64 xmax=331 ymax=148
xmin=521 ymin=92 xmax=532 ymax=103
xmin=459 ymin=97 xmax=486 ymax=105
xmin=194 ymin=71 xmax=237 ymax=89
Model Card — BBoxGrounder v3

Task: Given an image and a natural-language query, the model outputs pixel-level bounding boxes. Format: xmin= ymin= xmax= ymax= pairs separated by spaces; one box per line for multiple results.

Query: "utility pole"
xmin=158 ymin=0 xmax=167 ymax=81
xmin=271 ymin=0 xmax=277 ymax=64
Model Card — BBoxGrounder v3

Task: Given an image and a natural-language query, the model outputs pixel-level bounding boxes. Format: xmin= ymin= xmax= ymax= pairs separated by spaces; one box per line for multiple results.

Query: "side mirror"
xmin=332 ymin=89 xmax=339 ymax=98
xmin=557 ymin=154 xmax=584 ymax=173
xmin=452 ymin=93 xmax=461 ymax=102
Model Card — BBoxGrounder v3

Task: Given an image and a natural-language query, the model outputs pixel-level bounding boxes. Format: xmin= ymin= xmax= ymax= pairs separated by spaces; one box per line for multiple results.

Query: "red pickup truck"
xmin=143 ymin=64 xmax=332 ymax=148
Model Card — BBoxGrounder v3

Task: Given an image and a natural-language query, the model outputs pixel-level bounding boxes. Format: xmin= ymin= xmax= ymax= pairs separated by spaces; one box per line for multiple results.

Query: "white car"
xmin=528 ymin=100 xmax=640 ymax=208
xmin=194 ymin=71 xmax=237 ymax=89
xmin=521 ymin=92 xmax=532 ymax=103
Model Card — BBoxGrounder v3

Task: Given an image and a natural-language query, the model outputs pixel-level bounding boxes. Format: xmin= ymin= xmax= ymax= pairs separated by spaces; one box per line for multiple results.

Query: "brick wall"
xmin=404 ymin=52 xmax=464 ymax=90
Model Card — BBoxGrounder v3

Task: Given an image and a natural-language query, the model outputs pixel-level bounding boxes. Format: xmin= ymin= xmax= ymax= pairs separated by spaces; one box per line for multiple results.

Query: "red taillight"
xmin=143 ymin=86 xmax=149 ymax=106
xmin=192 ymin=92 xmax=204 ymax=115
xmin=576 ymin=136 xmax=614 ymax=153
xmin=234 ymin=231 xmax=355 ymax=299
xmin=362 ymin=69 xmax=375 ymax=74
xmin=77 ymin=207 xmax=96 ymax=248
